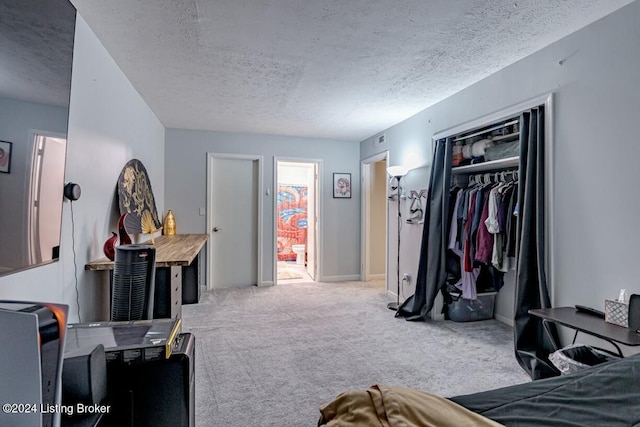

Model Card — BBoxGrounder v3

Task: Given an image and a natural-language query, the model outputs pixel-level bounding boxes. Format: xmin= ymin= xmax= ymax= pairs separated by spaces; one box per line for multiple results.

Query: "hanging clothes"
xmin=445 ymin=173 xmax=519 ymax=300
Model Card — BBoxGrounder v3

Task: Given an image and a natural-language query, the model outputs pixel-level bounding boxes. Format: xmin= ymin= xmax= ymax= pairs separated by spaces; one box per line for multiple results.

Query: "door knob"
xmin=213 ymin=227 xmax=222 ymax=232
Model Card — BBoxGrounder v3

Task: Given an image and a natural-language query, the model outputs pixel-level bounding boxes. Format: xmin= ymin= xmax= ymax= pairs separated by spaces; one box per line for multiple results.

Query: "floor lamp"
xmin=387 ymin=165 xmax=409 ymax=311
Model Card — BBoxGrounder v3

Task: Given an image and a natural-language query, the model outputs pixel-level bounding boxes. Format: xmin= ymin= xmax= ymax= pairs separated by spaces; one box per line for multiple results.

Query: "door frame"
xmin=206 ymin=152 xmax=263 ymax=290
xmin=273 ymin=157 xmax=322 ymax=284
xmin=360 ymin=151 xmax=389 ymax=283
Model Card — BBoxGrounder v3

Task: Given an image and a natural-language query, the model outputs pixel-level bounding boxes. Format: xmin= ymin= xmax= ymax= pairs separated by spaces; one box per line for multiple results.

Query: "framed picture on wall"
xmin=0 ymin=140 xmax=12 ymax=173
xmin=333 ymin=173 xmax=351 ymax=198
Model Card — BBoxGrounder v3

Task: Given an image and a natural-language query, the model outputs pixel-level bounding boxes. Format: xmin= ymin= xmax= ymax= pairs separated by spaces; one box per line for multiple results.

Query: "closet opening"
xmin=407 ymin=93 xmax=556 ymax=379
xmin=444 ymin=114 xmax=522 ymax=324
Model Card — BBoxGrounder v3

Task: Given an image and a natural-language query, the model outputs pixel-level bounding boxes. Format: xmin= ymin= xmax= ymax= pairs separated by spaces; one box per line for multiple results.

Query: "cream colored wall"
xmin=369 ymin=161 xmax=387 ymax=276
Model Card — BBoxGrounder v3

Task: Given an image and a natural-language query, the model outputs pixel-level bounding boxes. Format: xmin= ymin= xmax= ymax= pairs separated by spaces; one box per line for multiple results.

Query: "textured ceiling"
xmin=67 ymin=0 xmax=633 ymax=141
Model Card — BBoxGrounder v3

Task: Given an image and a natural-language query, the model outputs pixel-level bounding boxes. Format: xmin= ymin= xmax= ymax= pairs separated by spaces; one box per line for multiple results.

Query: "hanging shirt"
xmin=448 ymin=189 xmax=464 ymax=255
xmin=475 ymin=190 xmax=493 ymax=264
xmin=463 ymin=188 xmax=478 ymax=272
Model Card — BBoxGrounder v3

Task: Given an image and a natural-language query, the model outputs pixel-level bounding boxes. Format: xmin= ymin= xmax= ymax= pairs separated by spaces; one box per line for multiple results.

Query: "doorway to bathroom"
xmin=275 ymin=159 xmax=320 ymax=284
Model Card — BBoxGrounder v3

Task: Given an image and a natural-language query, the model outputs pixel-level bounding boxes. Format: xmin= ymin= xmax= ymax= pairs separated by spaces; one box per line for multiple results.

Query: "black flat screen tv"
xmin=0 ymin=0 xmax=76 ymax=277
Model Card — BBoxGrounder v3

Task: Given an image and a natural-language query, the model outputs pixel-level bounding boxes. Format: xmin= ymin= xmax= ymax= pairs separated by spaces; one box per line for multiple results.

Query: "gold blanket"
xmin=318 ymin=384 xmax=503 ymax=427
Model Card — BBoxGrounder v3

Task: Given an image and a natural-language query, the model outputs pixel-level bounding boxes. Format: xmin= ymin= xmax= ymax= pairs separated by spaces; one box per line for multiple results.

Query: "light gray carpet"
xmin=182 ymin=280 xmax=530 ymax=427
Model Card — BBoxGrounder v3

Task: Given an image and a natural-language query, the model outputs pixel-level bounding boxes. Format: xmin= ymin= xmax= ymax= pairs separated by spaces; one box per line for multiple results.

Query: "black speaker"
xmin=62 ymin=344 xmax=108 ymax=406
xmin=64 ymin=182 xmax=81 ymax=201
xmin=106 ymin=333 xmax=195 ymax=427
xmin=628 ymin=294 xmax=640 ymax=332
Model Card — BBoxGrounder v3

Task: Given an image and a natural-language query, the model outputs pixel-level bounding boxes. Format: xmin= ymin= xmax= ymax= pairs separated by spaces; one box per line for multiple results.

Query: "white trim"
xmin=360 ymin=151 xmax=388 ymax=287
xmin=545 ymin=93 xmax=556 ymax=306
xmin=260 ymin=281 xmax=275 ymax=287
xmin=273 ymin=156 xmax=323 ymax=285
xmin=206 ymin=152 xmax=263 ymax=290
xmin=321 ymin=274 xmax=362 ymax=282
xmin=494 ymin=313 xmax=514 ymax=327
xmin=368 ymin=273 xmax=386 ymax=281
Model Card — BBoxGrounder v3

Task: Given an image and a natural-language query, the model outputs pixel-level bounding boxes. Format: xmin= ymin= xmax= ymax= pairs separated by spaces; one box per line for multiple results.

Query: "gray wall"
xmin=362 ymin=1 xmax=640 ymax=324
xmin=164 ymin=129 xmax=361 ymax=283
xmin=0 ymin=15 xmax=165 ymax=322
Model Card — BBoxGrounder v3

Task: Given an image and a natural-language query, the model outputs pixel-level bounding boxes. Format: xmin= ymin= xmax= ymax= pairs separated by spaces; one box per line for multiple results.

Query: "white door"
xmin=207 ymin=154 xmax=261 ymax=289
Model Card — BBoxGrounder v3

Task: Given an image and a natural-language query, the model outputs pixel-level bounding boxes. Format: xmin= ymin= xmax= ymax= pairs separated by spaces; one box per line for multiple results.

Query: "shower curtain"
xmin=396 ymin=138 xmax=452 ymax=320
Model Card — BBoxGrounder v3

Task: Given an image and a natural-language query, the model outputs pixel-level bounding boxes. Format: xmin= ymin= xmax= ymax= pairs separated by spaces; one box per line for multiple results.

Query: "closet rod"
xmin=452 ymin=119 xmax=519 ymax=143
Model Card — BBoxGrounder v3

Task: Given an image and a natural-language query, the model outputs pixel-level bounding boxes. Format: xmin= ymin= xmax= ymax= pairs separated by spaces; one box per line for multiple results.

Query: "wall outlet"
xmin=199 ymin=207 xmax=206 ymax=216
xmin=403 ymin=273 xmax=411 ymax=283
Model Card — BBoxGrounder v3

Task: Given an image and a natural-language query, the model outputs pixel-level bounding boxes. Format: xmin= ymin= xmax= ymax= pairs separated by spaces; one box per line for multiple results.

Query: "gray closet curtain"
xmin=396 ymin=138 xmax=452 ymax=320
xmin=514 ymin=106 xmax=560 ymax=379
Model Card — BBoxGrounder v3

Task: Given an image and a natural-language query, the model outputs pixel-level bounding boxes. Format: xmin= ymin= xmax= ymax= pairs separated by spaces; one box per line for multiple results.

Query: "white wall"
xmin=278 ymin=163 xmax=312 ymax=186
xmin=0 ymin=15 xmax=165 ymax=323
xmin=164 ymin=129 xmax=360 ymax=282
xmin=362 ymin=1 xmax=640 ymax=323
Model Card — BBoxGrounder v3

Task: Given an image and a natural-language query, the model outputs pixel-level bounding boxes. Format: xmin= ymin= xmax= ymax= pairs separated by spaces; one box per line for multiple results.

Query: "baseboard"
xmin=494 ymin=313 xmax=514 ymax=327
xmin=259 ymin=281 xmax=274 ymax=287
xmin=320 ymin=274 xmax=362 ymax=282
xmin=368 ymin=274 xmax=385 ymax=280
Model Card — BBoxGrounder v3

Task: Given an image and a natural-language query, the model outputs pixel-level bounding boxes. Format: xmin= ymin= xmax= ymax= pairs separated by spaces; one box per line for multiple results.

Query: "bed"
xmin=319 ymin=352 xmax=640 ymax=426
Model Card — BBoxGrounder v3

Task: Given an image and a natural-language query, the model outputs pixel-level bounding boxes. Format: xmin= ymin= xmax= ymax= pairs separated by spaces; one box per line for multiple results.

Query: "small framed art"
xmin=333 ymin=173 xmax=351 ymax=198
xmin=0 ymin=140 xmax=12 ymax=173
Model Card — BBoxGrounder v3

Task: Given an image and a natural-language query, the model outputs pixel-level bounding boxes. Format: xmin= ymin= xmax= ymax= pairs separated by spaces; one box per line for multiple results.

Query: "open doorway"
xmin=27 ymin=132 xmax=67 ymax=264
xmin=361 ymin=153 xmax=388 ymax=289
xmin=275 ymin=159 xmax=320 ymax=284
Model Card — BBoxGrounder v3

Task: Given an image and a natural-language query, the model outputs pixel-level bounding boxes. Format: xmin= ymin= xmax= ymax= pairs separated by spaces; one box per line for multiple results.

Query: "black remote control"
xmin=575 ymin=305 xmax=605 ymax=319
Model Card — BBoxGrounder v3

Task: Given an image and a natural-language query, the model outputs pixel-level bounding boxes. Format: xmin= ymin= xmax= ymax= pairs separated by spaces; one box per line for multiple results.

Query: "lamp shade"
xmin=387 ymin=165 xmax=409 ymax=178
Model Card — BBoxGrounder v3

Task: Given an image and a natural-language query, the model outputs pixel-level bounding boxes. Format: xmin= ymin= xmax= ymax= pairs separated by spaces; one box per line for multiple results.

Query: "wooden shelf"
xmin=85 ymin=234 xmax=208 ymax=271
xmin=452 ymin=156 xmax=519 ymax=174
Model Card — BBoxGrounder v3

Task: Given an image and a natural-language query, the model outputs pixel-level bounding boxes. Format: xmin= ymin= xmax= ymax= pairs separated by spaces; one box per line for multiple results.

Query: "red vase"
xmin=118 ymin=213 xmax=132 ymax=245
xmin=103 ymin=232 xmax=118 ymax=261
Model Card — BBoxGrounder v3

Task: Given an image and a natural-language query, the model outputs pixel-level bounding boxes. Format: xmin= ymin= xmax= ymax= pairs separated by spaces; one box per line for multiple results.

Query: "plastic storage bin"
xmin=447 ymin=292 xmax=496 ymax=322
xmin=549 ymin=344 xmax=619 ymax=375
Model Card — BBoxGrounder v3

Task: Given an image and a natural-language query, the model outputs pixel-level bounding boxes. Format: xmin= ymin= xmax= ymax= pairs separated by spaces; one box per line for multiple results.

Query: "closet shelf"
xmin=452 ymin=119 xmax=519 ymax=142
xmin=491 ymin=132 xmax=520 ymax=142
xmin=452 ymin=156 xmax=519 ymax=174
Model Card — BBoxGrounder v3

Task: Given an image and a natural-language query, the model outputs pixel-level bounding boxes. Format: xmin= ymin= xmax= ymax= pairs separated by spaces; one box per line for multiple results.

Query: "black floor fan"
xmin=111 ymin=245 xmax=157 ymax=321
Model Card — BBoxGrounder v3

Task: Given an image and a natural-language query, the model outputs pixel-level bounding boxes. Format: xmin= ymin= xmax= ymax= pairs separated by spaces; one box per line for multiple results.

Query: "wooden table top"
xmin=85 ymin=234 xmax=208 ymax=271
